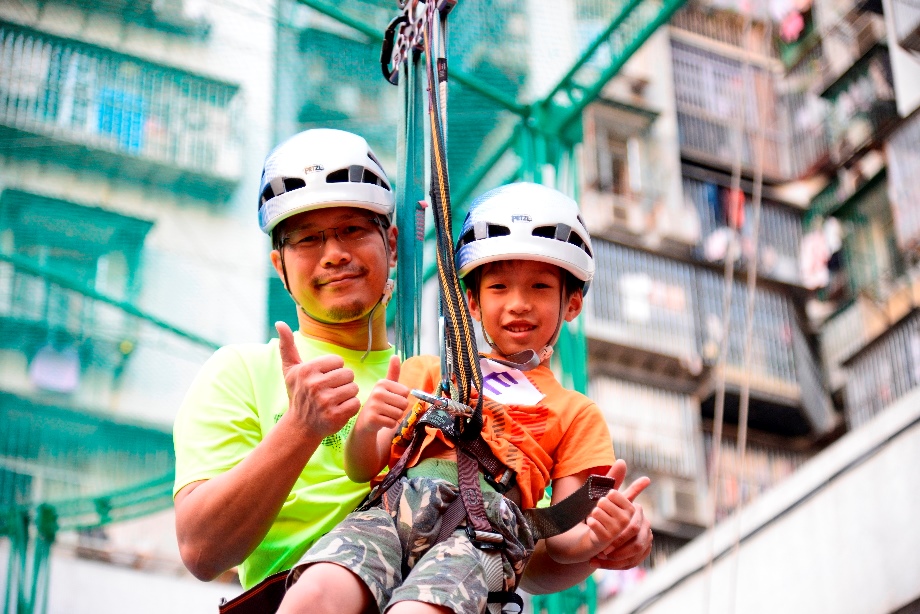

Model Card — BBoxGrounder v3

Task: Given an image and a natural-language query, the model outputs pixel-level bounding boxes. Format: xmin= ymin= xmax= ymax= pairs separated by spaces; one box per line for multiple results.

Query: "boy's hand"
xmin=589 ymin=460 xmax=654 ymax=570
xmin=354 ymin=355 xmax=410 ymax=435
xmin=276 ymin=321 xmax=360 ymax=439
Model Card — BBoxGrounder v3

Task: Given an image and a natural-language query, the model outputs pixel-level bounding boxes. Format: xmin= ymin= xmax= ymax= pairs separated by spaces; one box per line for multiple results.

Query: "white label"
xmin=480 ymin=358 xmax=545 ymax=406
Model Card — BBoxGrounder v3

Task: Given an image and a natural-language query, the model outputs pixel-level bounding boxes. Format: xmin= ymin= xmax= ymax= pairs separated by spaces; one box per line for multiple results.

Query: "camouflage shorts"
xmin=289 ymin=460 xmax=535 ymax=614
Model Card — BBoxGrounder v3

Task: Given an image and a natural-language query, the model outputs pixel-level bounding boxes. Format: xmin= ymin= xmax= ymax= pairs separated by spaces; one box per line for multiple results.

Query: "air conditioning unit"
xmin=581 ymin=189 xmax=648 ymax=236
xmin=653 ymin=475 xmax=710 ymax=527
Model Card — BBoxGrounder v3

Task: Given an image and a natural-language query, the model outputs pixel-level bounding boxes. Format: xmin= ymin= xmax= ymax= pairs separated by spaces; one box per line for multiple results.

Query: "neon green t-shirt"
xmin=172 ymin=333 xmax=394 ymax=589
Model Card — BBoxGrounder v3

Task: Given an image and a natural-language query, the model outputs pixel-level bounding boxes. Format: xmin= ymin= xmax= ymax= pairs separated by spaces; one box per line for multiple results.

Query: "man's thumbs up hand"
xmin=275 ymin=321 xmax=361 ymax=438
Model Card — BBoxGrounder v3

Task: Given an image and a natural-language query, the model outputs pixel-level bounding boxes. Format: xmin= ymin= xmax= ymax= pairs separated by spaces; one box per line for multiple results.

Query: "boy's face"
xmin=466 ymin=260 xmax=583 ymax=360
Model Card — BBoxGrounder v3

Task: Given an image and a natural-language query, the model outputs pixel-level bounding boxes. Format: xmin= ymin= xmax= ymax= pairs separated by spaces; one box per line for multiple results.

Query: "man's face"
xmin=466 ymin=259 xmax=582 ymax=359
xmin=270 ymin=206 xmax=397 ymax=323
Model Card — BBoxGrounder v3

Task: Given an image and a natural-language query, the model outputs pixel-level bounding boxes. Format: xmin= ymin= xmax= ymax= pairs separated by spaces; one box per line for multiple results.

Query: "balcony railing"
xmin=586 ymin=239 xmax=701 ymax=378
xmin=704 ymin=432 xmax=808 ymax=521
xmin=684 ymin=178 xmax=804 ymax=286
xmin=0 ymin=21 xmax=242 ymax=200
xmin=593 ymin=374 xmax=708 ymax=527
xmin=695 ymin=268 xmax=835 ymax=435
xmin=593 ymin=375 xmax=705 ymax=480
xmin=671 ymin=40 xmax=828 ymax=181
xmin=820 ymin=44 xmax=897 ymax=164
xmin=843 ymin=309 xmax=920 ymax=429
xmin=669 ymin=3 xmax=773 ymax=54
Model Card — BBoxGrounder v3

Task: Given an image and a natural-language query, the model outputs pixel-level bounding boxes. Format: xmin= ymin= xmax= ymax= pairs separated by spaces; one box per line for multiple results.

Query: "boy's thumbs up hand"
xmin=355 ymin=355 xmax=410 ymax=435
xmin=275 ymin=321 xmax=361 ymax=438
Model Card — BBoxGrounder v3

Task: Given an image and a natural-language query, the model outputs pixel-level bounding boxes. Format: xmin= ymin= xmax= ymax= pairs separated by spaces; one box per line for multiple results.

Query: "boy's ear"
xmin=563 ymin=288 xmax=583 ymax=322
xmin=466 ymin=288 xmax=482 ymax=322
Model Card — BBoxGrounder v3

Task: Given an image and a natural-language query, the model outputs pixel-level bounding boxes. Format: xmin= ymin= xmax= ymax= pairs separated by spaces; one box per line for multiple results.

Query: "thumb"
xmin=623 ymin=476 xmax=651 ymax=502
xmin=605 ymin=458 xmax=628 ymax=490
xmin=275 ymin=321 xmax=302 ymax=372
xmin=386 ymin=354 xmax=401 ymax=382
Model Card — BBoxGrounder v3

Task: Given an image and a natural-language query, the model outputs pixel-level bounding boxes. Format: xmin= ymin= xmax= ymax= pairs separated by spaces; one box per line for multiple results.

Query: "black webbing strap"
xmin=523 ymin=474 xmax=617 ymax=542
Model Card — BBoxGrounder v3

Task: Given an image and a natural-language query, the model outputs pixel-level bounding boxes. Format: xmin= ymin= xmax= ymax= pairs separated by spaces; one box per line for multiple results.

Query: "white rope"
xmin=702 ymin=4 xmax=769 ymax=612
xmin=728 ymin=8 xmax=773 ymax=612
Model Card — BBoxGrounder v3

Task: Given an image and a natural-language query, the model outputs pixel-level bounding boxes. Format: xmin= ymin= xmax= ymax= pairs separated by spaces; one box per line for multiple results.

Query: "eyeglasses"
xmin=282 ymin=217 xmax=382 ymax=252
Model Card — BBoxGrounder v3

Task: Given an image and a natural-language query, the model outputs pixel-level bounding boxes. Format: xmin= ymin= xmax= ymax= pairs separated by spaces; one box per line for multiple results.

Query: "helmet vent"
xmin=260 ymin=178 xmax=307 ymax=209
xmin=534 ymin=224 xmax=593 ymax=257
xmin=487 ymin=224 xmax=510 ymax=237
xmin=326 ymin=166 xmax=392 ymax=191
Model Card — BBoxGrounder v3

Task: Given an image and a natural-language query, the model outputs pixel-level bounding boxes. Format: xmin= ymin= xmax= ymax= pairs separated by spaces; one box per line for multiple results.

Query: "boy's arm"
xmin=519 ymin=460 xmax=653 ymax=592
xmin=344 ymin=355 xmax=409 ymax=482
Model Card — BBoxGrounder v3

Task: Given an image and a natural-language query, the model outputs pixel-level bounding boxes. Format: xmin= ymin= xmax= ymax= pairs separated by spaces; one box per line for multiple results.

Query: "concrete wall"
xmin=603 ymin=387 xmax=920 ymax=614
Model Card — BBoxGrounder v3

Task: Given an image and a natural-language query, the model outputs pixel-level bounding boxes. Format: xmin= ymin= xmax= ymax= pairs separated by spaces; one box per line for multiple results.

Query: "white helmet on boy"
xmin=258 ymin=129 xmax=394 ymax=234
xmin=455 ymin=182 xmax=595 ymax=294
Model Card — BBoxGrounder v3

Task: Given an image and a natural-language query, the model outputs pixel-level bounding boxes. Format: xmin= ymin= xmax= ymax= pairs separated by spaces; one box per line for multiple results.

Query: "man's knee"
xmin=278 ymin=563 xmax=374 ymax=614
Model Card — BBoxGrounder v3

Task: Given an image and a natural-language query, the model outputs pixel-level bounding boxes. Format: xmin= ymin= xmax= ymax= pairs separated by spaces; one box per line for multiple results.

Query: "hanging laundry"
xmin=799 ymin=229 xmax=830 ymax=289
xmin=725 ymin=187 xmax=746 ymax=230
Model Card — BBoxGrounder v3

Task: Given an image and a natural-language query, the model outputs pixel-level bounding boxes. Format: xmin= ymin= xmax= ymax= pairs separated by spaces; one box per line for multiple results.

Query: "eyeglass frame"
xmin=280 ymin=216 xmax=385 ymax=252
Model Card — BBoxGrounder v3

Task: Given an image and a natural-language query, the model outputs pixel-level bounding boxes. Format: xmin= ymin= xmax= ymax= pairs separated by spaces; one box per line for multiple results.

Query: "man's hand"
xmin=276 ymin=321 xmax=360 ymax=438
xmin=589 ymin=459 xmax=654 ymax=570
xmin=354 ymin=355 xmax=409 ymax=436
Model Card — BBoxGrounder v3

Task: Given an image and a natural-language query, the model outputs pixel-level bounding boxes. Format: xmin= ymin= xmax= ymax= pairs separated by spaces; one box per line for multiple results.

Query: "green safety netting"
xmin=0 ymin=247 xmax=216 ymax=613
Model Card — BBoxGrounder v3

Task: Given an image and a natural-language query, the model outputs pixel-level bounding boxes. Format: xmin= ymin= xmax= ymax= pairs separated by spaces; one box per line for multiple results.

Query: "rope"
xmin=421 ymin=0 xmax=484 ymax=427
xmin=702 ymin=5 xmax=765 ymax=612
xmin=727 ymin=12 xmax=773 ymax=612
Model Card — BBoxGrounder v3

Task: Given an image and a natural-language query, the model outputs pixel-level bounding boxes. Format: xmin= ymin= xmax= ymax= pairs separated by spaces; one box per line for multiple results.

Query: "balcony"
xmin=684 ymin=177 xmax=805 ymax=287
xmin=585 ymin=239 xmax=703 ymax=391
xmin=0 ymin=21 xmax=242 ymax=201
xmin=53 ymin=0 xmax=210 ymax=37
xmin=843 ymin=309 xmax=920 ymax=429
xmin=820 ymin=43 xmax=898 ymax=165
xmin=821 ymin=269 xmax=920 ymax=392
xmin=671 ymin=40 xmax=828 ymax=182
xmin=695 ymin=269 xmax=837 ymax=437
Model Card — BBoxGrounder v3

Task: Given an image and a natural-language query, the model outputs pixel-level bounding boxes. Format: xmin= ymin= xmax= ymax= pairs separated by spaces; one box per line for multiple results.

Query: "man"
xmin=173 ymin=129 xmax=652 ymax=601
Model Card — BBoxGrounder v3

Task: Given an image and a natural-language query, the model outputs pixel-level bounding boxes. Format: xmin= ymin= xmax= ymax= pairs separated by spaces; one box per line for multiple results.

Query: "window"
xmin=0 ymin=189 xmax=153 ymax=381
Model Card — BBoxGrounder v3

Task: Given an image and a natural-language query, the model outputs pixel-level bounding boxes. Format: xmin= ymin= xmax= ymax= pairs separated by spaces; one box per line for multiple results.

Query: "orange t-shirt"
xmin=394 ymin=355 xmax=615 ymax=510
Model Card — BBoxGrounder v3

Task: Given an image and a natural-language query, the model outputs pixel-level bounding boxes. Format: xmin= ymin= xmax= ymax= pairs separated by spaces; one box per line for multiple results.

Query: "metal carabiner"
xmin=380 ymin=14 xmax=407 ymax=85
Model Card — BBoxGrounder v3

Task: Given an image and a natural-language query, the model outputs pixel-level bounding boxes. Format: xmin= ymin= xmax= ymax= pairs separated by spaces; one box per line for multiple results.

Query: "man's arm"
xmin=343 ymin=355 xmax=409 ymax=483
xmin=174 ymin=322 xmax=361 ymax=581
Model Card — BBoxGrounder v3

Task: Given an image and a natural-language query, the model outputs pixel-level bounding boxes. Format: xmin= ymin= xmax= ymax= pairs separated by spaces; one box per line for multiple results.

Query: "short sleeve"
xmin=398 ymin=355 xmax=441 ymax=396
xmin=550 ymin=401 xmax=614 ymax=480
xmin=173 ymin=347 xmax=262 ymax=497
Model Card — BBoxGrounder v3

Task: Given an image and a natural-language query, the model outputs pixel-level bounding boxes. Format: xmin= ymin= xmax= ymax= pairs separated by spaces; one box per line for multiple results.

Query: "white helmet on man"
xmin=455 ymin=182 xmax=595 ymax=294
xmin=258 ymin=129 xmax=395 ymax=235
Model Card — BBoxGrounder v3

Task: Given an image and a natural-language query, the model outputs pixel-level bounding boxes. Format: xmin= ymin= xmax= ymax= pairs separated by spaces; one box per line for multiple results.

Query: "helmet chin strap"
xmin=478 ymin=288 xmax=566 ymax=372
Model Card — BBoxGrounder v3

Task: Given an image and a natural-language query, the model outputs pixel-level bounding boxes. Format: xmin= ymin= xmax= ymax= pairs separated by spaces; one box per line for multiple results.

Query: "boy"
xmin=278 ymin=183 xmax=649 ymax=614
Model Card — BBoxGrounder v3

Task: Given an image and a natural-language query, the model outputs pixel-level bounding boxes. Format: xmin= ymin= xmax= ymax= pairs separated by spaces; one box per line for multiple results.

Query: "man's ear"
xmin=563 ymin=288 xmax=583 ymax=322
xmin=466 ymin=288 xmax=482 ymax=322
xmin=387 ymin=225 xmax=398 ymax=268
xmin=270 ymin=250 xmax=288 ymax=291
